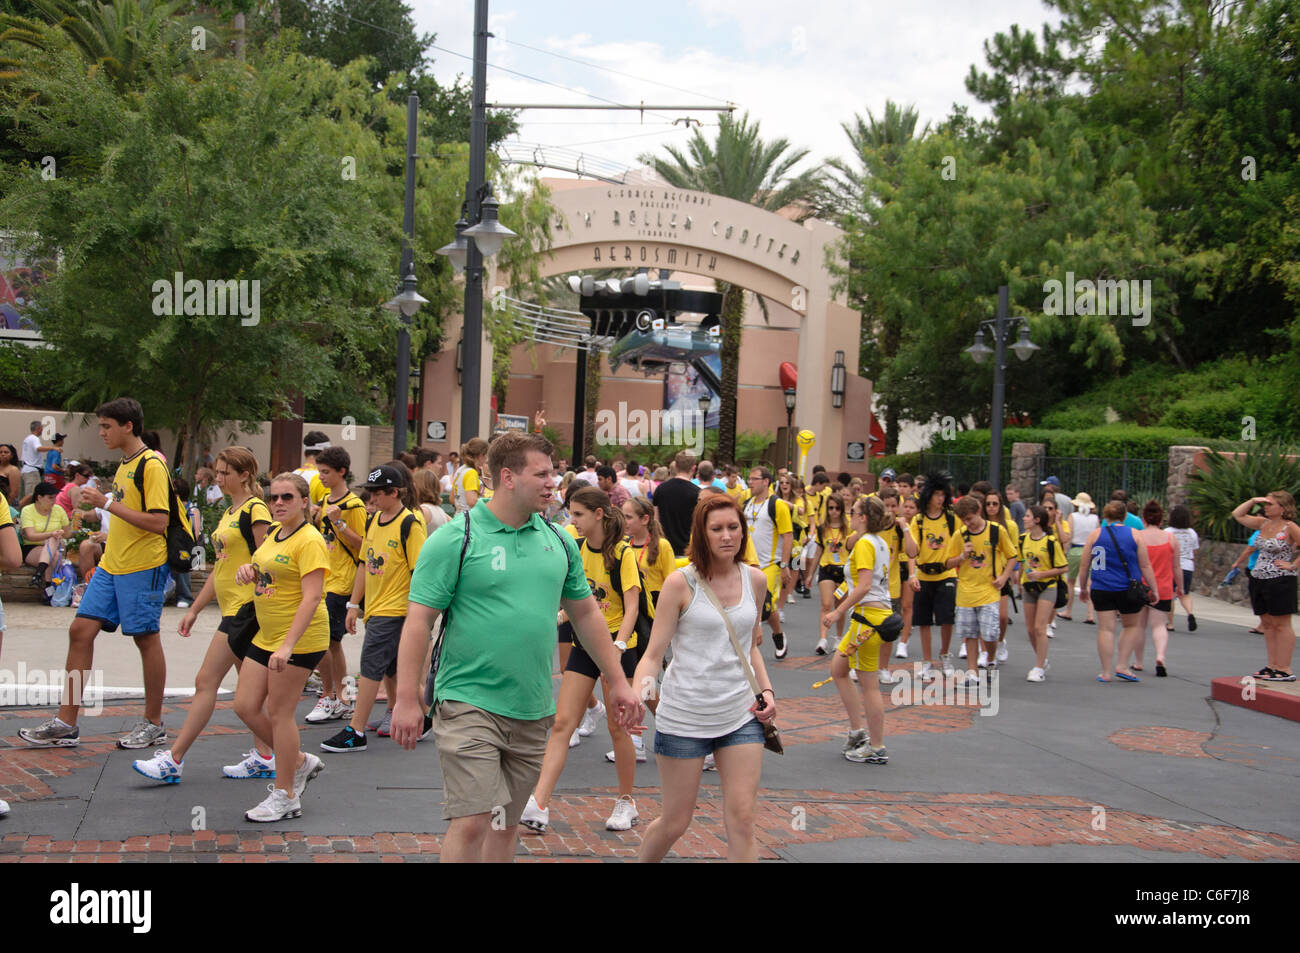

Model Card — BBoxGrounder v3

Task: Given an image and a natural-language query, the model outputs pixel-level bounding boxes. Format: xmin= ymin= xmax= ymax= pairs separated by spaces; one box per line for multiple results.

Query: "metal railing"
xmin=916 ymin=452 xmax=1169 ymax=509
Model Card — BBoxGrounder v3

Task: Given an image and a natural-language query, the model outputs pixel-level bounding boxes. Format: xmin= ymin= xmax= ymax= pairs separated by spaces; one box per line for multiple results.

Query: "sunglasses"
xmin=268 ymin=492 xmax=299 ymax=503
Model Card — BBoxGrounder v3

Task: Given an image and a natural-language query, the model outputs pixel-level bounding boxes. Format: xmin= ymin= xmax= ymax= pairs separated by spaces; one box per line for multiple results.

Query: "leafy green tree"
xmin=640 ymin=112 xmax=822 ymax=464
xmin=0 ymin=39 xmax=403 ymax=474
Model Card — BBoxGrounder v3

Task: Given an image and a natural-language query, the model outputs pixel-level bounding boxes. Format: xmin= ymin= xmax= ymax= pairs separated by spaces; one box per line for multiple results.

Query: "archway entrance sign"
xmin=537 ymin=179 xmax=865 ymax=470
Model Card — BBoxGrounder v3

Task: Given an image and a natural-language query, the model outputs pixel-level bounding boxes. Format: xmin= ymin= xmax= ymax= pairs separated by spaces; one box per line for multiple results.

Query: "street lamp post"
xmin=436 ymin=0 xmax=517 ymax=447
xmin=963 ymin=285 xmax=1038 ymax=489
xmin=698 ymin=391 xmax=713 ymax=459
xmin=783 ymin=386 xmax=796 ymax=469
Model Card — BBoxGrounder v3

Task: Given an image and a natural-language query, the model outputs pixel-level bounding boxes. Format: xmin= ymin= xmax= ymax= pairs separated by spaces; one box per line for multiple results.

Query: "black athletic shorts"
xmin=325 ymin=592 xmax=349 ymax=642
xmin=218 ymin=601 xmax=259 ymax=660
xmin=558 ymin=619 xmax=574 ymax=644
xmin=914 ymin=578 xmax=956 ymax=627
xmin=244 ymin=643 xmax=326 ymax=671
xmin=1151 ymin=597 xmax=1172 ymax=613
xmin=1250 ymin=574 xmax=1298 ymax=617
xmin=818 ymin=565 xmax=845 ymax=585
xmin=1090 ymin=588 xmax=1143 ymax=615
xmin=565 ymin=638 xmax=639 ymax=680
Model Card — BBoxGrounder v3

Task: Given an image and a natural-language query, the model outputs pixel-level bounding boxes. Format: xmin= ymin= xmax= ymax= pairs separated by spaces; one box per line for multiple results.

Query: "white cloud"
xmin=410 ymin=0 xmax=1060 ymax=180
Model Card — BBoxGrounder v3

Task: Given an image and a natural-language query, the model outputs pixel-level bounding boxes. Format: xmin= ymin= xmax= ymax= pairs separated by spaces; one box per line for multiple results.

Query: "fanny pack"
xmin=850 ymin=610 xmax=905 ymax=643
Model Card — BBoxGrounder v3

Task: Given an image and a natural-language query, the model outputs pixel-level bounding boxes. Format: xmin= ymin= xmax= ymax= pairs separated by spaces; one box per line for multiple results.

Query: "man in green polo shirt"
xmin=392 ymin=431 xmax=643 ymax=863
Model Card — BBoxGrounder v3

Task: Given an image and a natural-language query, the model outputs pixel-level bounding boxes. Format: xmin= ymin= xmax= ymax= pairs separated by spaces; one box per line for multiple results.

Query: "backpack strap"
xmin=767 ymin=494 xmax=776 ymax=523
xmin=399 ymin=512 xmax=416 ymax=564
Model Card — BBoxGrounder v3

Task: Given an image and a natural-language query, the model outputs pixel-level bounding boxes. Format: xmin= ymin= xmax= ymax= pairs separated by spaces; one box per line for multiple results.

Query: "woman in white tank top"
xmin=632 ymin=494 xmax=776 ymax=863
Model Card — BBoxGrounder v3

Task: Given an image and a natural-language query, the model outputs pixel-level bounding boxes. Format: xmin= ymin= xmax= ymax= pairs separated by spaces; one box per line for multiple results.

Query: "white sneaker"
xmin=578 ymin=700 xmax=606 ymax=737
xmin=305 ymin=696 xmax=341 ymax=723
xmin=1047 ymin=620 xmax=1057 ymax=638
xmin=877 ymin=669 xmax=896 ymax=685
xmin=1043 ymin=658 xmax=1051 ymax=672
xmin=520 ymin=794 xmax=548 ymax=833
xmin=223 ymin=749 xmax=275 ymax=779
xmin=786 ymin=593 xmax=795 ymax=605
xmin=849 ymin=668 xmax=859 ymax=683
xmin=132 ymin=749 xmax=183 ymax=784
xmin=895 ymin=641 xmax=909 ymax=659
xmin=816 ymin=637 xmax=829 ymax=655
xmin=996 ymin=642 xmax=1009 ymax=662
xmin=1026 ymin=667 xmax=1046 ymax=682
xmin=245 ymin=785 xmax=301 ymax=822
xmin=958 ymin=643 xmax=968 ymax=659
xmin=703 ymin=753 xmax=716 ymax=771
xmin=292 ymin=752 xmax=323 ymax=798
xmin=920 ymin=660 xmax=936 ymax=680
xmin=0 ymin=798 xmax=8 ymax=817
xmin=965 ymin=670 xmax=982 ymax=685
xmin=605 ymin=796 xmax=639 ymax=831
xmin=941 ymin=653 xmax=955 ymax=676
xmin=176 ymin=600 xmax=191 ymax=609
xmin=569 ymin=727 xmax=581 ymax=748
xmin=977 ymin=650 xmax=988 ymax=669
xmin=605 ymin=734 xmax=647 ymax=763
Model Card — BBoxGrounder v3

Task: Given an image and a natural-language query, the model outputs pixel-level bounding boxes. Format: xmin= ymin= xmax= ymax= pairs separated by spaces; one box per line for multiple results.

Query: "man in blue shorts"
xmin=20 ymin=397 xmax=171 ymax=750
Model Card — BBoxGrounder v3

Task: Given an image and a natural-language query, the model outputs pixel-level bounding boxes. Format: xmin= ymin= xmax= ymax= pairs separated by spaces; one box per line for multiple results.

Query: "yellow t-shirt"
xmin=885 ymin=523 xmax=907 ymax=599
xmin=628 ymin=536 xmax=676 ymax=616
xmin=102 ymin=448 xmax=169 ymax=574
xmin=725 ymin=482 xmax=748 ymax=503
xmin=20 ymin=502 xmax=69 ymax=546
xmin=361 ymin=507 xmax=427 ymax=619
xmin=1019 ymin=531 xmax=1068 ymax=587
xmin=316 ymin=491 xmax=367 ymax=595
xmin=954 ymin=520 xmax=1020 ymax=608
xmin=453 ymin=466 xmax=481 ymax=512
xmin=817 ymin=524 xmax=851 ymax=567
xmin=211 ymin=496 xmax=273 ymax=616
xmin=250 ymin=522 xmax=330 ymax=655
xmin=0 ymin=492 xmax=13 ymax=530
xmin=293 ymin=467 xmax=328 ymax=507
xmin=577 ymin=537 xmax=641 ymax=646
xmin=911 ymin=509 xmax=959 ymax=582
xmin=742 ymin=493 xmax=793 ymax=568
xmin=803 ymin=492 xmax=827 ymax=528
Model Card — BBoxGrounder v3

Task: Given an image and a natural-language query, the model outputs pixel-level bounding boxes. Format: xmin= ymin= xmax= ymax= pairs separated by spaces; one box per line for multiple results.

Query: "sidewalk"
xmin=1 ymin=592 xmax=1297 ymax=862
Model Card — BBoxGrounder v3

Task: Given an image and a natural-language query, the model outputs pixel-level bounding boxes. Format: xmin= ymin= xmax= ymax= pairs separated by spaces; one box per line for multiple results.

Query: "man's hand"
xmin=391 ymin=696 xmax=426 ymax=751
xmin=325 ymin=505 xmax=341 ymax=523
xmin=605 ymin=678 xmax=644 ymax=733
xmin=345 ymin=607 xmax=358 ymax=635
xmin=80 ymin=486 xmax=108 ymax=509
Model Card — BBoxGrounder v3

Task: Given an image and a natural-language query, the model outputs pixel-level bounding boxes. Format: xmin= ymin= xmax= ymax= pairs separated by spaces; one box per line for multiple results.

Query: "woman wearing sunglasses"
xmin=233 ymin=473 xmax=330 ymax=821
xmin=809 ymin=495 xmax=851 ymax=655
xmin=1037 ymin=491 xmax=1071 ymax=638
xmin=132 ymin=447 xmax=275 ymax=785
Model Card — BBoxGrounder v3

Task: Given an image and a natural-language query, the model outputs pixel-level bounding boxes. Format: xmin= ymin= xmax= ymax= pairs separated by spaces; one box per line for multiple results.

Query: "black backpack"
xmin=365 ymin=509 xmax=419 ymax=564
xmin=132 ymin=452 xmax=196 ymax=573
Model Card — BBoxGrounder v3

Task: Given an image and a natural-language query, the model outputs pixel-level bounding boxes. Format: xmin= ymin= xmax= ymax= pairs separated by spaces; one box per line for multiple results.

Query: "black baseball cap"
xmin=360 ymin=464 xmax=404 ymax=490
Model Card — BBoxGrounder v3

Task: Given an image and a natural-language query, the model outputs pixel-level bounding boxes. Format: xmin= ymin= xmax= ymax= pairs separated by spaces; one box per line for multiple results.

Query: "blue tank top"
xmin=1092 ymin=522 xmax=1140 ymax=591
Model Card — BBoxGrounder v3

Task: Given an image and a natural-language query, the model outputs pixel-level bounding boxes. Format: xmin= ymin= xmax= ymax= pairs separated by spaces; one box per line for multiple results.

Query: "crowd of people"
xmin=4 ymin=401 xmax=1295 ymax=858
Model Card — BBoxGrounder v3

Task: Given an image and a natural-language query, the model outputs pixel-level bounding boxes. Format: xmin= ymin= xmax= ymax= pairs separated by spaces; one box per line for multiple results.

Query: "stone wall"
xmin=1011 ymin=442 xmax=1045 ymax=503
xmin=1166 ymin=445 xmax=1205 ymax=509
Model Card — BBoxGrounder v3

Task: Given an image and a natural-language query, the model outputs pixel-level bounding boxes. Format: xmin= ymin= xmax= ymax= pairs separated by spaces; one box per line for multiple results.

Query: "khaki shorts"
xmin=432 ymin=699 xmax=555 ymax=826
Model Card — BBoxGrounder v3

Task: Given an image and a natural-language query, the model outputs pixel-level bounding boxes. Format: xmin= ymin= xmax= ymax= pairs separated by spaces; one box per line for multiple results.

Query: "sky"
xmin=406 ymin=0 xmax=1062 ymax=180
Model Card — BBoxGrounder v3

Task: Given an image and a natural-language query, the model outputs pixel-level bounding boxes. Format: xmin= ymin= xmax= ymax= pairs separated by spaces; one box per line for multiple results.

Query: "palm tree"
xmin=640 ymin=111 xmax=821 ymax=464
xmin=821 ymin=101 xmax=929 ymax=455
xmin=820 ymin=100 xmax=930 ymax=222
xmin=0 ymin=0 xmax=219 ymax=89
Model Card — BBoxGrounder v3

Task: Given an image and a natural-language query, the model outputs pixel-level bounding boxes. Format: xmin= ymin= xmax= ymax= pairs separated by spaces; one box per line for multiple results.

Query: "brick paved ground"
xmin=2 ymin=596 xmax=1297 ymax=862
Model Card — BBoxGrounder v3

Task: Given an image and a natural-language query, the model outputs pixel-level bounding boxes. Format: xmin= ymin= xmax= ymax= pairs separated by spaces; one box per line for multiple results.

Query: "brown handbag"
xmin=685 ymin=565 xmax=784 ymax=755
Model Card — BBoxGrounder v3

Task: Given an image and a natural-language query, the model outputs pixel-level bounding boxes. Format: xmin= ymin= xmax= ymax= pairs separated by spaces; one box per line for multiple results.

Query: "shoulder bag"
xmin=683 ymin=564 xmax=783 ymax=754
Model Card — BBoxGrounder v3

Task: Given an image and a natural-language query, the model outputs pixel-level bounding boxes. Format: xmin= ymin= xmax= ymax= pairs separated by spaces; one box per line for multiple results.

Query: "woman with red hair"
xmin=632 ymin=494 xmax=776 ymax=862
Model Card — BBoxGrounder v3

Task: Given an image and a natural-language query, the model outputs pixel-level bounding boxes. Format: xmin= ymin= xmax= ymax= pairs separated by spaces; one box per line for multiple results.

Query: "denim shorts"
xmin=75 ymin=564 xmax=168 ymax=636
xmin=654 ymin=717 xmax=765 ymax=759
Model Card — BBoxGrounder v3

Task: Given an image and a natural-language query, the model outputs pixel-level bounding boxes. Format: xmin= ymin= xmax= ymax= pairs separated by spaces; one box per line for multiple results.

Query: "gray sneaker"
xmin=845 ymin=741 xmax=889 ymax=764
xmin=841 ymin=728 xmax=868 ymax=755
xmin=18 ymin=718 xmax=81 ymax=747
xmin=292 ymin=752 xmax=324 ymax=798
xmin=117 ymin=720 xmax=167 ymax=750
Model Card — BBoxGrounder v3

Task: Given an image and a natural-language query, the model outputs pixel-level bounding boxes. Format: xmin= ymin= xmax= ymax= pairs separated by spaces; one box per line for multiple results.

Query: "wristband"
xmin=346 ymin=602 xmax=361 ymax=610
xmin=761 ymin=688 xmax=775 ymax=698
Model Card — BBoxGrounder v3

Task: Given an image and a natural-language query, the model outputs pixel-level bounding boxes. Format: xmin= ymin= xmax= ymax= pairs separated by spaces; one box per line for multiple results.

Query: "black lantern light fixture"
xmin=830 ymin=350 xmax=847 ymax=409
